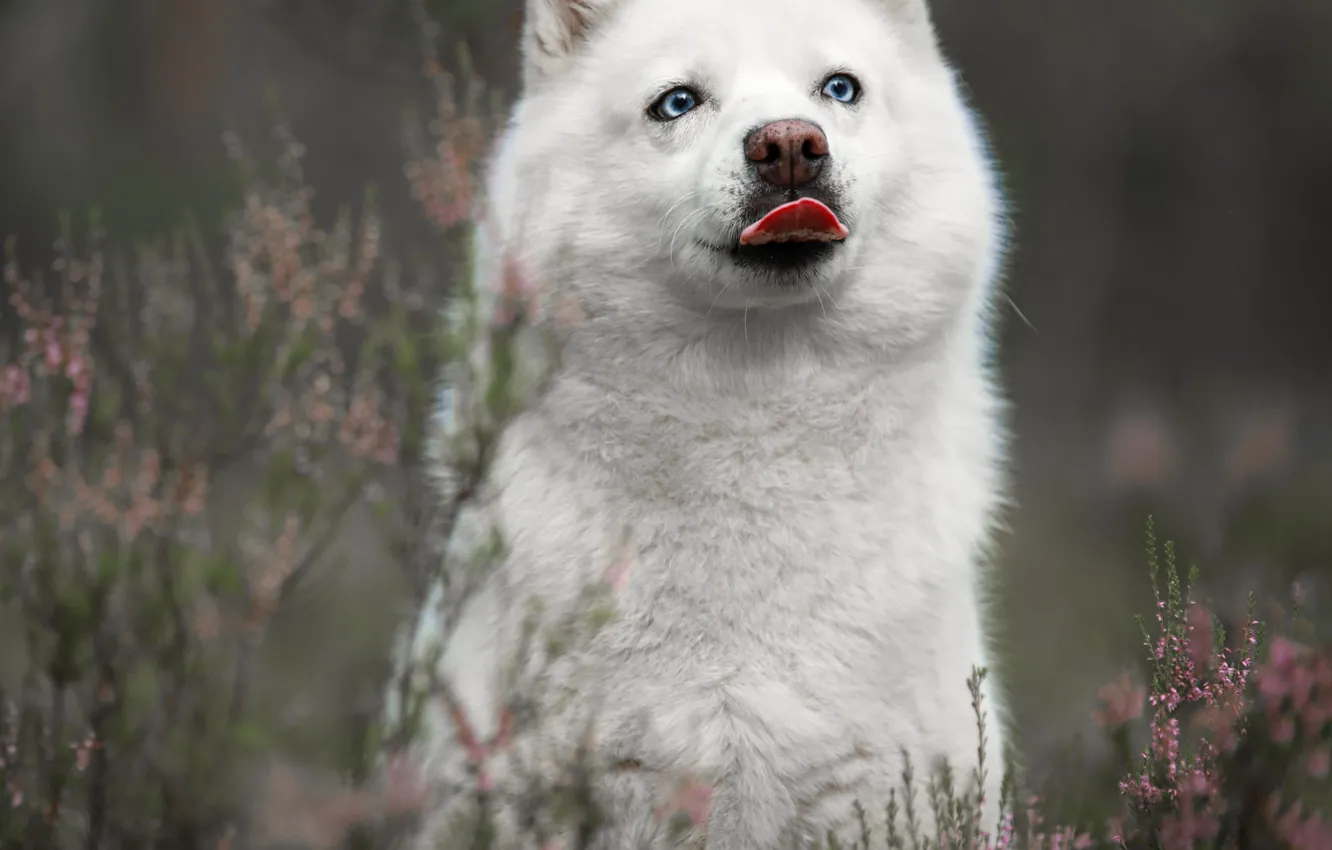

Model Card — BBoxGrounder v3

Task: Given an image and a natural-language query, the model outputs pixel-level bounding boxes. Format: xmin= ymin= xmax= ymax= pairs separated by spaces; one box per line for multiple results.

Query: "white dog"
xmin=392 ymin=0 xmax=1011 ymax=846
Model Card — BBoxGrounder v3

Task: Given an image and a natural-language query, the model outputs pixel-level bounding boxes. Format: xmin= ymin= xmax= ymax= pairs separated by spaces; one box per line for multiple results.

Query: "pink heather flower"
xmin=995 ymin=811 xmax=1016 ymax=850
xmin=44 ymin=337 xmax=62 ymax=370
xmin=604 ymin=557 xmax=632 ymax=595
xmin=1106 ymin=815 xmax=1125 ymax=845
xmin=1092 ymin=671 xmax=1146 ymax=728
xmin=655 ymin=779 xmax=713 ymax=827
xmin=1157 ymin=769 xmax=1220 ymax=850
xmin=1193 ymin=699 xmax=1243 ymax=753
xmin=378 ymin=753 xmax=427 ymax=816
xmin=1307 ymin=747 xmax=1331 ymax=779
xmin=474 ymin=768 xmax=494 ymax=793
xmin=1151 ymin=717 xmax=1182 ymax=776
xmin=71 ymin=734 xmax=100 ymax=771
xmin=1269 ymin=636 xmax=1306 ymax=670
xmin=1275 ymin=803 xmax=1332 ymax=850
xmin=495 ymin=254 xmax=540 ymax=326
xmin=0 ymin=363 xmax=30 ymax=406
xmin=554 ymin=293 xmax=586 ymax=328
xmin=1120 ymin=772 xmax=1164 ymax=807
xmin=67 ymin=389 xmax=91 ymax=435
xmin=1103 ymin=408 xmax=1176 ymax=490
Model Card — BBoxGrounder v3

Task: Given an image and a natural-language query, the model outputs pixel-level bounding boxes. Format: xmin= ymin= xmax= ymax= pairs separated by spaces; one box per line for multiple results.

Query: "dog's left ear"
xmin=521 ymin=0 xmax=620 ymax=87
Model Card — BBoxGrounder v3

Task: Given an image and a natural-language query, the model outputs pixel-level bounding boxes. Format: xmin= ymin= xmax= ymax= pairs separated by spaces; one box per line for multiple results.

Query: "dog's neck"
xmin=555 ymin=279 xmax=961 ymax=411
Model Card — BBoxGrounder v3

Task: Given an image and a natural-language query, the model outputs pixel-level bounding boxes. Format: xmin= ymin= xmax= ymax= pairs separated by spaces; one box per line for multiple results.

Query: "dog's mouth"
xmin=703 ymin=197 xmax=849 ymax=275
xmin=738 ymin=198 xmax=849 ymax=247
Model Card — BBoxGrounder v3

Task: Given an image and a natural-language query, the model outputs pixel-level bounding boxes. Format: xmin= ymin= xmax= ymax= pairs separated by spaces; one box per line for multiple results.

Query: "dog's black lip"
xmin=698 ymin=227 xmax=849 ymax=250
xmin=697 ymin=237 xmax=846 ymax=255
xmin=698 ymin=238 xmax=841 ymax=274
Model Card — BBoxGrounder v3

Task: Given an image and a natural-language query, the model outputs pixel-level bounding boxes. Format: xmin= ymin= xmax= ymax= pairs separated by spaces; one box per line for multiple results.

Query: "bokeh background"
xmin=2 ymin=0 xmax=1331 ymax=839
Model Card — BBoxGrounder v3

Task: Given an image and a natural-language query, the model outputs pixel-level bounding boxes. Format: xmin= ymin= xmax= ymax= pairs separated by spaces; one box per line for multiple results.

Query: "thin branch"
xmin=276 ymin=482 xmax=365 ymax=607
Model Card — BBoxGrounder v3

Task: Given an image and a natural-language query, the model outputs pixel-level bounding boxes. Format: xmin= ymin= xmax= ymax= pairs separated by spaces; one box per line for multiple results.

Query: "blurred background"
xmin=2 ymin=0 xmax=1331 ymax=841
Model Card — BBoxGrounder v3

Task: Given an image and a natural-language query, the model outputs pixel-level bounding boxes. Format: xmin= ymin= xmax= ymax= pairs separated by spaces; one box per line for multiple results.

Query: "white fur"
xmin=394 ymin=0 xmax=1011 ymax=846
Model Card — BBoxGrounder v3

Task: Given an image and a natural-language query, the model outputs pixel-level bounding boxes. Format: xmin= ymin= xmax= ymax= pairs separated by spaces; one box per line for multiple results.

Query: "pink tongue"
xmin=738 ymin=198 xmax=849 ymax=247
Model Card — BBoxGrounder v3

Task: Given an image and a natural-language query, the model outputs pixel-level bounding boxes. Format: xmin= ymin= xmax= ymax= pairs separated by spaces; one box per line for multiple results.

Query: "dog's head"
xmin=494 ymin=0 xmax=1002 ymax=345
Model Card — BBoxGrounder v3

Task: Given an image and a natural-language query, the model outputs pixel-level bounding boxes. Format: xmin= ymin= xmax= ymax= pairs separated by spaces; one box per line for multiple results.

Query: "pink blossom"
xmin=1306 ymin=747 xmax=1330 ymax=779
xmin=655 ymin=778 xmax=713 ymax=827
xmin=1092 ymin=671 xmax=1145 ymax=728
xmin=604 ymin=557 xmax=633 ymax=595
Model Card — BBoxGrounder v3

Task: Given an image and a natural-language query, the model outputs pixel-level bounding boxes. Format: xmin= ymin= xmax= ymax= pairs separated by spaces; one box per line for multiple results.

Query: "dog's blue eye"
xmin=821 ymin=74 xmax=859 ymax=104
xmin=651 ymin=87 xmax=699 ymax=121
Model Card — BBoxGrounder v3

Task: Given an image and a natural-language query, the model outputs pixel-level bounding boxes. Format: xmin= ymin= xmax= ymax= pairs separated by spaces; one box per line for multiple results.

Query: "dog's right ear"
xmin=876 ymin=0 xmax=941 ymax=50
xmin=521 ymin=0 xmax=620 ymax=87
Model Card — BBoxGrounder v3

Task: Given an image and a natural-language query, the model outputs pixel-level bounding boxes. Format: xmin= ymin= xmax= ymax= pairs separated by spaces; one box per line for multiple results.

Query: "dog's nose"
xmin=744 ymin=119 xmax=829 ymax=189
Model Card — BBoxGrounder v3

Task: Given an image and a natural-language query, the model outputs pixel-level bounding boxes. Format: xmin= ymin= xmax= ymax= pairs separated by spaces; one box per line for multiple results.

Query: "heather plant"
xmin=0 ymin=189 xmax=422 ymax=848
xmin=1100 ymin=521 xmax=1332 ymax=850
xmin=0 ymin=26 xmax=494 ymax=845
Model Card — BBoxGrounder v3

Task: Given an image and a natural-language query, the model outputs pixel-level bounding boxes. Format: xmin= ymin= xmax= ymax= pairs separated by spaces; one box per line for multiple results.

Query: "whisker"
xmin=658 ymin=191 xmax=701 ymax=231
xmin=668 ymin=208 xmax=711 ymax=269
xmin=656 ymin=191 xmax=703 ymax=255
xmin=811 ymin=281 xmax=828 ymax=319
xmin=705 ymin=281 xmax=732 ymax=327
xmin=1004 ymin=294 xmax=1038 ymax=334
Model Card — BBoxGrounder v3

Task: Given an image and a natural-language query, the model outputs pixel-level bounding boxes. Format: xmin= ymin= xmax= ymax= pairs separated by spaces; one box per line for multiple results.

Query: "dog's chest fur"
xmin=488 ymin=344 xmax=998 ymax=791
